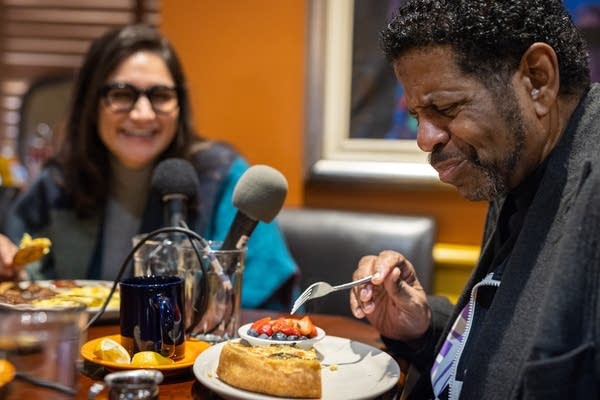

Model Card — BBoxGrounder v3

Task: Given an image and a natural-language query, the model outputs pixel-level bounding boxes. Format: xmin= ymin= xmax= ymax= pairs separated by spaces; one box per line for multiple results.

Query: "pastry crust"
xmin=217 ymin=340 xmax=321 ymax=398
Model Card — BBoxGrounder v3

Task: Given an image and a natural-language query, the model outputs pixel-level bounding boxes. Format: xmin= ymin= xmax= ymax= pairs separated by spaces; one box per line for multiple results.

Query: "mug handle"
xmin=155 ymin=293 xmax=182 ymax=357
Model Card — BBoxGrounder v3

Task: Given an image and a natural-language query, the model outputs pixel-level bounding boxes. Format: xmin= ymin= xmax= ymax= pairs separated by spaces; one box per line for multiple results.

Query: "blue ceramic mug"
xmin=119 ymin=276 xmax=185 ymax=360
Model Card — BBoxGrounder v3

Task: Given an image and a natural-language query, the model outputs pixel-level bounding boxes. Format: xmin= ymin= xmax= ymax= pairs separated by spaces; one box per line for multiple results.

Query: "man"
xmin=350 ymin=1 xmax=599 ymax=399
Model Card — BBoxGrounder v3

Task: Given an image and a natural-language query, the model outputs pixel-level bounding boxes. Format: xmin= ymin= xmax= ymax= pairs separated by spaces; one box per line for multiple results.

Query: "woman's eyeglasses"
xmin=100 ymin=82 xmax=178 ymax=114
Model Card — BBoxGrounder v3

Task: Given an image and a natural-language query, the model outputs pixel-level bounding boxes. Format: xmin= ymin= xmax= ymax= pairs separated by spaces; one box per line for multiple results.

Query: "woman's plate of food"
xmin=0 ymin=279 xmax=120 ymax=320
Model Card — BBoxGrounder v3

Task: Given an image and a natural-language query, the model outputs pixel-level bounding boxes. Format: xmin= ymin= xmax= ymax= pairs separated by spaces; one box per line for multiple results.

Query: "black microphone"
xmin=220 ymin=164 xmax=288 ymax=250
xmin=151 ymin=158 xmax=200 ymax=228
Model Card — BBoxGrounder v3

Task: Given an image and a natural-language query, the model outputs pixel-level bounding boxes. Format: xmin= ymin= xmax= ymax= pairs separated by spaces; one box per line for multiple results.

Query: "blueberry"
xmin=247 ymin=328 xmax=259 ymax=337
xmin=299 ymin=335 xmax=308 ymax=340
xmin=287 ymin=335 xmax=299 ymax=341
xmin=259 ymin=333 xmax=269 ymax=339
xmin=272 ymin=332 xmax=287 ymax=341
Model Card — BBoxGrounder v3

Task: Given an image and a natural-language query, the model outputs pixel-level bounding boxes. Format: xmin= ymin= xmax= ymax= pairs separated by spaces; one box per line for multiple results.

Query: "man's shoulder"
xmin=572 ymin=84 xmax=600 ymax=145
xmin=580 ymin=160 xmax=600 ymax=191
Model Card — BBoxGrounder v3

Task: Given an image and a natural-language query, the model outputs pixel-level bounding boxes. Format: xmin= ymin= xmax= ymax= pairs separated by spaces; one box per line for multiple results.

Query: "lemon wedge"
xmin=131 ymin=351 xmax=175 ymax=366
xmin=93 ymin=338 xmax=131 ymax=364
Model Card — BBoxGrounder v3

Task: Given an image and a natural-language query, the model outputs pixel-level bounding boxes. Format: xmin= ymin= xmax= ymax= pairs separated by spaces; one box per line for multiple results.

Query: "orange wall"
xmin=161 ymin=1 xmax=487 ymax=245
xmin=161 ymin=1 xmax=306 ymax=205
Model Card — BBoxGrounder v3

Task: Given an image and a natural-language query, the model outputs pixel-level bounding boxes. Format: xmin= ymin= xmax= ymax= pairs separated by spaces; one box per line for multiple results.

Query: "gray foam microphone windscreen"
xmin=232 ymin=164 xmax=288 ymax=222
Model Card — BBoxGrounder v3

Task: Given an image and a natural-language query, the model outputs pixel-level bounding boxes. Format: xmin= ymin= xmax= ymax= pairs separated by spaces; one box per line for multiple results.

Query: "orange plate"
xmin=0 ymin=359 xmax=16 ymax=387
xmin=80 ymin=334 xmax=211 ymax=374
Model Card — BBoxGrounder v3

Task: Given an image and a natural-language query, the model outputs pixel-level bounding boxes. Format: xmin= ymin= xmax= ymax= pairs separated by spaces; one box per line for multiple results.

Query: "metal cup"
xmin=87 ymin=369 xmax=163 ymax=400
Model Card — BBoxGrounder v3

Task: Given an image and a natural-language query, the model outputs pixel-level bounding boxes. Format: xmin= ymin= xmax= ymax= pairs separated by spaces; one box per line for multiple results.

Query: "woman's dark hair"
xmin=55 ymin=24 xmax=201 ymax=217
xmin=380 ymin=0 xmax=591 ymax=96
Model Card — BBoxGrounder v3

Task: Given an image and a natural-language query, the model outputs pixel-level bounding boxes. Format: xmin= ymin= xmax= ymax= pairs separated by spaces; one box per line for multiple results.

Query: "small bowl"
xmin=237 ymin=322 xmax=326 ymax=349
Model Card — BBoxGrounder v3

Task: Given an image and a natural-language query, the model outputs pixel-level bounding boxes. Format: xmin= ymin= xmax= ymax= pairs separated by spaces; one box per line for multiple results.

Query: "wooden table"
xmin=4 ymin=310 xmax=403 ymax=399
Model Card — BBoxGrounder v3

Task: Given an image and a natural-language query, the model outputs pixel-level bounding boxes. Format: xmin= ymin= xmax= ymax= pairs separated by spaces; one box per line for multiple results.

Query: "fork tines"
xmin=290 ymin=287 xmax=313 ymax=315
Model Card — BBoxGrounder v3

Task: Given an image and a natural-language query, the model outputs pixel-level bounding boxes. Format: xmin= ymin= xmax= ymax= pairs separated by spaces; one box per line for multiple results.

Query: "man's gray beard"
xmin=462 ymin=88 xmax=526 ymax=202
xmin=463 ymin=165 xmax=508 ymax=201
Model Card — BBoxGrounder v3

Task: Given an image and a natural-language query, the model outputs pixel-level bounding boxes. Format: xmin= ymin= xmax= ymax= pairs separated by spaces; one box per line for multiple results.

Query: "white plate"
xmin=1 ymin=280 xmax=120 ymax=320
xmin=237 ymin=322 xmax=326 ymax=349
xmin=193 ymin=335 xmax=401 ymax=400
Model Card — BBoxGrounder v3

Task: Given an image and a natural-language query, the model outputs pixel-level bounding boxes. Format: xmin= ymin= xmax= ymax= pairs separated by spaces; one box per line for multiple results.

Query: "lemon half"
xmin=131 ymin=351 xmax=175 ymax=366
xmin=93 ymin=338 xmax=131 ymax=364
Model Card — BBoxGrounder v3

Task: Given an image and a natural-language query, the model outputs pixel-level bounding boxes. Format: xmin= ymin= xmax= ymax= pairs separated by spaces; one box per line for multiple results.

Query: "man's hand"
xmin=350 ymin=250 xmax=431 ymax=341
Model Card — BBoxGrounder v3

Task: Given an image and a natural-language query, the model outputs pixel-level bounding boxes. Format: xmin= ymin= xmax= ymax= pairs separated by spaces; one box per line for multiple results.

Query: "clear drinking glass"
xmin=0 ymin=304 xmax=87 ymax=400
xmin=183 ymin=241 xmax=245 ymax=344
xmin=132 ymin=233 xmax=194 ymax=277
xmin=133 ymin=234 xmax=245 ymax=344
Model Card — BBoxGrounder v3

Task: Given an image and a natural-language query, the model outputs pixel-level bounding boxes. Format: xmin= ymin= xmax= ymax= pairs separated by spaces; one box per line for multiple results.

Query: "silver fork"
xmin=290 ymin=275 xmax=373 ymax=315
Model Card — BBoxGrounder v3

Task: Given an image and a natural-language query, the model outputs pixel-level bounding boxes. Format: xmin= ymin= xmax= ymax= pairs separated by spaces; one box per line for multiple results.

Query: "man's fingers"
xmin=355 ymin=255 xmax=377 ymax=278
xmin=350 ymin=287 xmax=366 ymax=318
xmin=351 ymin=251 xmax=415 ymax=318
xmin=372 ymin=251 xmax=407 ymax=282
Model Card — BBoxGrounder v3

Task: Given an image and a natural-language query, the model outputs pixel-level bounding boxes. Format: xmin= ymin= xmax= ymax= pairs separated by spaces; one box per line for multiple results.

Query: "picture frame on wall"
xmin=304 ymin=0 xmax=438 ymax=186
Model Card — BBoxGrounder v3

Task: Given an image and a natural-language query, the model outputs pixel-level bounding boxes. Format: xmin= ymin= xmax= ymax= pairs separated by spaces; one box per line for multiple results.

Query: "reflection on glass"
xmin=0 ymin=305 xmax=87 ymax=399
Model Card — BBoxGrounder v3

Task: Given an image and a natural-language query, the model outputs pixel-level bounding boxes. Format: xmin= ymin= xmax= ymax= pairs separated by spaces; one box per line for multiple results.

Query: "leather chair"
xmin=277 ymin=207 xmax=436 ymax=318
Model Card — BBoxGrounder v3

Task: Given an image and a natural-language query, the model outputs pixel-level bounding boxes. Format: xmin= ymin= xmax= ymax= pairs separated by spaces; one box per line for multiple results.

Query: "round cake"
xmin=216 ymin=339 xmax=322 ymax=398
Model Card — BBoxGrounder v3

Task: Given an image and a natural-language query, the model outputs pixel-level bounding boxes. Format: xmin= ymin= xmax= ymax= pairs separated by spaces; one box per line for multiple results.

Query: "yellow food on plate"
xmin=217 ymin=340 xmax=321 ymax=398
xmin=54 ymin=285 xmax=120 ymax=309
xmin=93 ymin=338 xmax=131 ymax=364
xmin=31 ymin=298 xmax=85 ymax=309
xmin=131 ymin=351 xmax=175 ymax=366
xmin=12 ymin=233 xmax=52 ymax=266
xmin=91 ymin=338 xmax=177 ymax=366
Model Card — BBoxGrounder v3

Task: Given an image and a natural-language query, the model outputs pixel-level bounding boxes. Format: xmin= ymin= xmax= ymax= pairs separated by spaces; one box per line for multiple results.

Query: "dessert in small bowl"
xmin=238 ymin=316 xmax=325 ymax=349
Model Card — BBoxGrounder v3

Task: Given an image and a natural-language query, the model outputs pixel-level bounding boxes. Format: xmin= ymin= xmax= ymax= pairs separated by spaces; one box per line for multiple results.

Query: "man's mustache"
xmin=429 ymin=145 xmax=479 ymax=167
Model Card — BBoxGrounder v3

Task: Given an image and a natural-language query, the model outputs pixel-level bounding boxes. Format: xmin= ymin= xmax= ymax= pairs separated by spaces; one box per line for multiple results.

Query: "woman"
xmin=0 ymin=24 xmax=298 ymax=310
